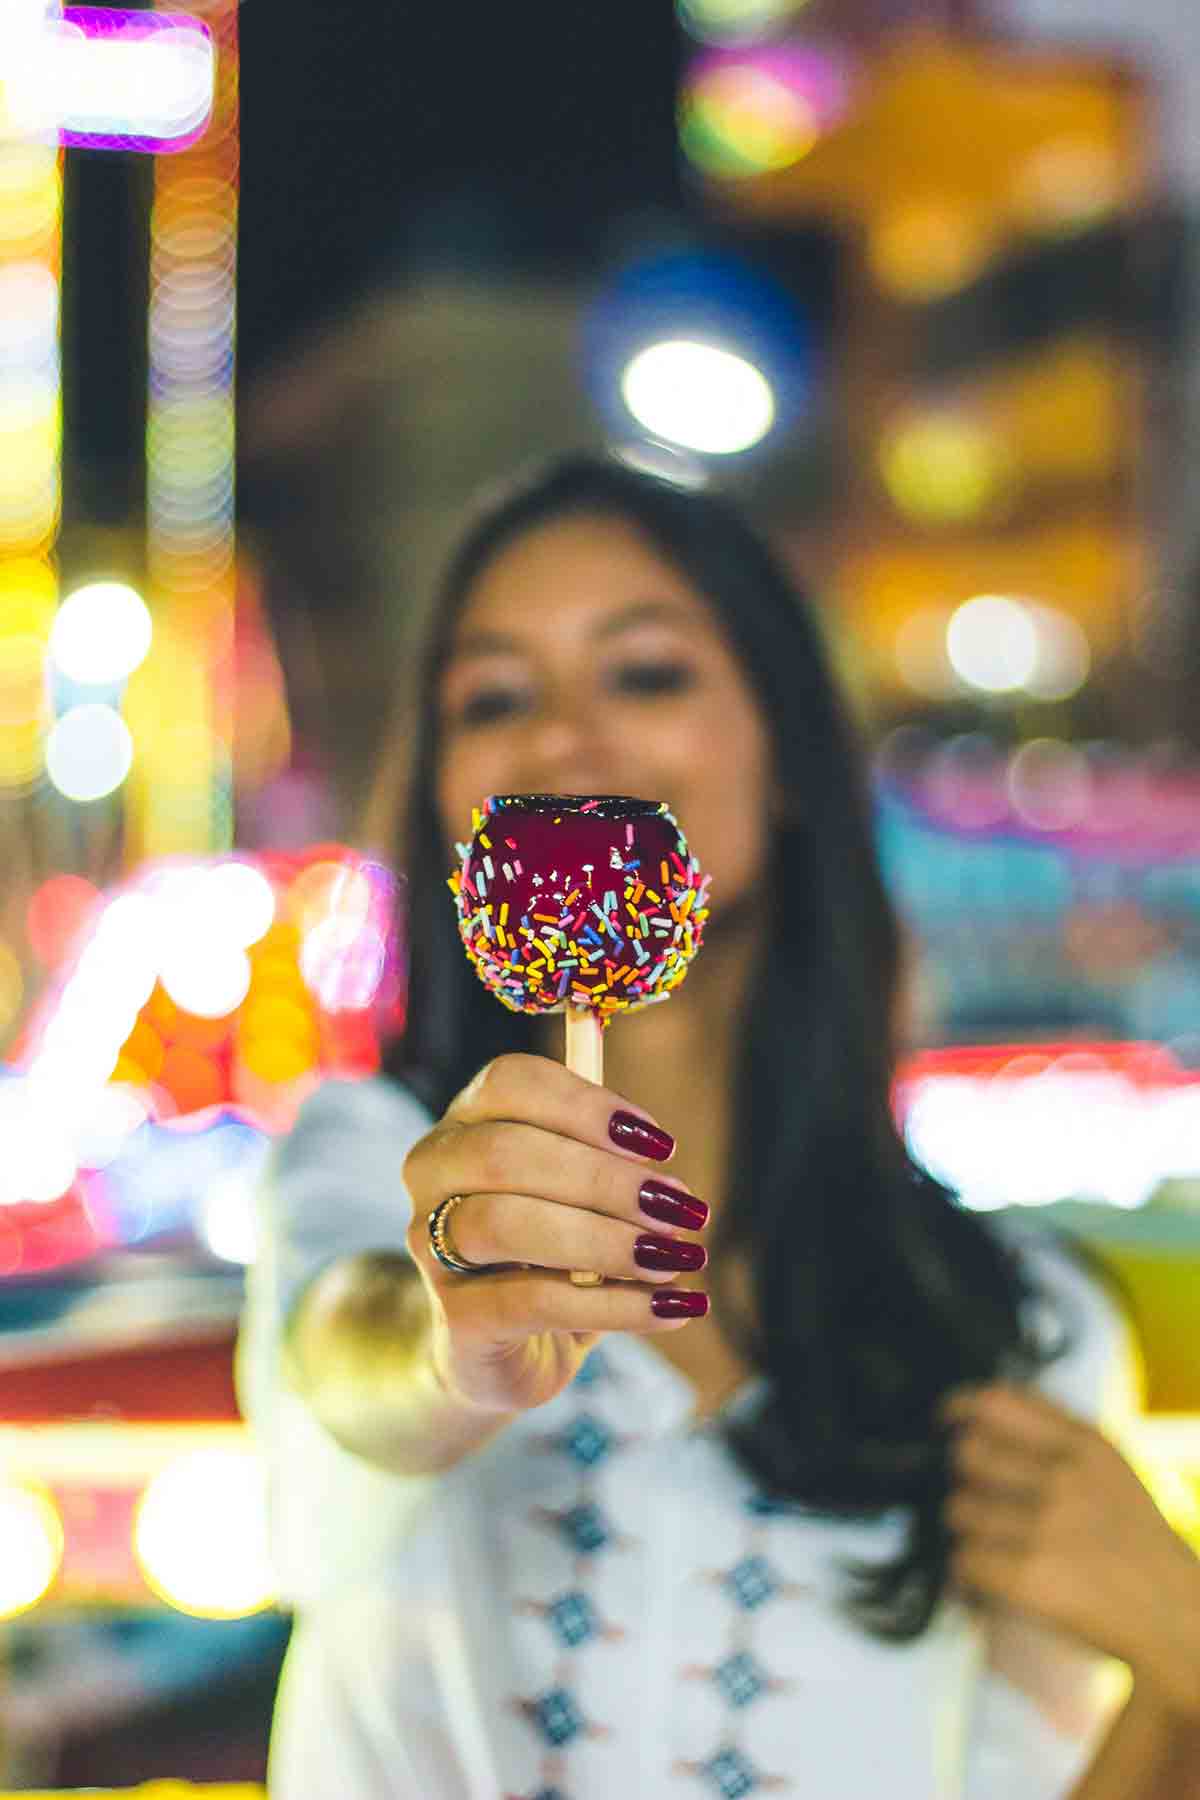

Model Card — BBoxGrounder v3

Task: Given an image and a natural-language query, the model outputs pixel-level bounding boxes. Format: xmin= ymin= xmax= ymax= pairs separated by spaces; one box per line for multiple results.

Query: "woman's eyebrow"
xmin=449 ymin=598 xmax=691 ymax=662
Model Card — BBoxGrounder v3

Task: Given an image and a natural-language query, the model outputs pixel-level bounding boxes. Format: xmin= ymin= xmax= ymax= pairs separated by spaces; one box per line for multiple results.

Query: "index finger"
xmin=447 ymin=1052 xmax=678 ymax=1165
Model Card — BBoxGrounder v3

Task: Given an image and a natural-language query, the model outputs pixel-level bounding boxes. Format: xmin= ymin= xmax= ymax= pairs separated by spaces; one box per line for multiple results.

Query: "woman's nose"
xmin=518 ymin=688 xmax=612 ymax=791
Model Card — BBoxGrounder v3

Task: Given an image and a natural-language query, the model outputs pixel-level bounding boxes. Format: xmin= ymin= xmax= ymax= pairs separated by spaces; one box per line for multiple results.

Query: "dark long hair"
xmin=385 ymin=452 xmax=1051 ymax=1639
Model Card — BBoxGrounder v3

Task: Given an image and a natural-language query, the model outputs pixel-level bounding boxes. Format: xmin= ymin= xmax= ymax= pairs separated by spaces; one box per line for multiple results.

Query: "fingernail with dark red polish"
xmin=609 ymin=1111 xmax=675 ymax=1161
xmin=635 ymin=1233 xmax=707 ymax=1273
xmin=651 ymin=1289 xmax=709 ymax=1319
xmin=639 ymin=1180 xmax=708 ymax=1231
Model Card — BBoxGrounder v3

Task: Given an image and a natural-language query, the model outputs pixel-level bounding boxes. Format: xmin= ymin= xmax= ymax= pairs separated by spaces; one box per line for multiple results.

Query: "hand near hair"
xmin=941 ymin=1382 xmax=1200 ymax=1721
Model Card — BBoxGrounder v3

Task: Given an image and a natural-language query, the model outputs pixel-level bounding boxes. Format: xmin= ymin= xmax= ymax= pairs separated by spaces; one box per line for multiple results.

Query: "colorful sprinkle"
xmin=449 ymin=795 xmax=710 ymax=1025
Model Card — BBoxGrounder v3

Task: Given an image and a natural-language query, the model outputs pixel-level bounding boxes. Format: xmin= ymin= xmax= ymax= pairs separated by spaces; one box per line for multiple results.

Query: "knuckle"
xmin=585 ymin=1149 xmax=615 ymax=1214
xmin=474 ymin=1121 xmax=518 ymax=1192
xmin=401 ymin=1130 xmax=433 ymax=1194
xmin=465 ymin=1054 xmax=531 ymax=1118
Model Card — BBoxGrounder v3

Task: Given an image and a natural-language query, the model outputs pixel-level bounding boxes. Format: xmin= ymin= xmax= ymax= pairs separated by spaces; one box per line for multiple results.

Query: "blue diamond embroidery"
xmin=571 ymin=1348 xmax=610 ymax=1387
xmin=703 ymin=1745 xmax=760 ymax=1798
xmin=559 ymin=1502 xmax=610 ymax=1556
xmin=726 ymin=1554 xmax=776 ymax=1611
xmin=548 ymin=1590 xmax=598 ymax=1649
xmin=745 ymin=1490 xmax=800 ymax=1519
xmin=563 ymin=1413 xmax=612 ymax=1467
xmin=714 ymin=1650 xmax=767 ymax=1709
xmin=531 ymin=1686 xmax=586 ymax=1747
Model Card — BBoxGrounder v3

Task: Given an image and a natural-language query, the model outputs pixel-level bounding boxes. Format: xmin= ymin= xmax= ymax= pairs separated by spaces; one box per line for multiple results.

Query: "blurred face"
xmin=436 ymin=513 xmax=778 ymax=928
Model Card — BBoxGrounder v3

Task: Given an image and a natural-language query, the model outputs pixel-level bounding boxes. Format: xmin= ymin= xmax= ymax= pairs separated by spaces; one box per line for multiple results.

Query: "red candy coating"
xmin=448 ymin=794 xmax=710 ymax=1024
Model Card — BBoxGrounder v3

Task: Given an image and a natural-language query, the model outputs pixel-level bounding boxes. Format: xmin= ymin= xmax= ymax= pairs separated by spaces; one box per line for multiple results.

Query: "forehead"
xmin=452 ymin=512 xmax=715 ymax=642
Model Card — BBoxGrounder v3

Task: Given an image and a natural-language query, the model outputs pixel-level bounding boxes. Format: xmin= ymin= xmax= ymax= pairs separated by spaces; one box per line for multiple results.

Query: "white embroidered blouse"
xmin=238 ymin=1078 xmax=1138 ymax=1800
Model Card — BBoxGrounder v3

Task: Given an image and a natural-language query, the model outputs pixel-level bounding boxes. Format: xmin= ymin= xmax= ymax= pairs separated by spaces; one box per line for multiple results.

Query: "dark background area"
xmin=237 ymin=0 xmax=687 ymax=371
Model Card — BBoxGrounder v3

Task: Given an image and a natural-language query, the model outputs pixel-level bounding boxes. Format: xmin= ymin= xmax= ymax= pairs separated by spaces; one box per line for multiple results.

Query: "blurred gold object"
xmin=2 ymin=1788 xmax=263 ymax=1798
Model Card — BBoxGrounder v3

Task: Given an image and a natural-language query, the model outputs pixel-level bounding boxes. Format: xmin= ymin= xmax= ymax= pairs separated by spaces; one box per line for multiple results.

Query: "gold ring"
xmin=427 ymin=1193 xmax=484 ymax=1276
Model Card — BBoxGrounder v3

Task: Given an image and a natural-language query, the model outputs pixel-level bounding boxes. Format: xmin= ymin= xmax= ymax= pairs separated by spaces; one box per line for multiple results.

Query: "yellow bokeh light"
xmin=0 ymin=939 xmax=24 ymax=1036
xmin=0 ymin=632 xmax=48 ymax=721
xmin=879 ymin=410 xmax=1014 ymax=526
xmin=680 ymin=63 xmax=819 ymax=179
xmin=238 ymin=1033 xmax=318 ymax=1084
xmin=133 ymin=1446 xmax=275 ymax=1619
xmin=1013 ymin=137 xmax=1126 ymax=236
xmin=868 ymin=204 xmax=993 ymax=302
xmin=239 ymin=992 xmax=317 ymax=1047
xmin=0 ymin=1478 xmax=64 ymax=1619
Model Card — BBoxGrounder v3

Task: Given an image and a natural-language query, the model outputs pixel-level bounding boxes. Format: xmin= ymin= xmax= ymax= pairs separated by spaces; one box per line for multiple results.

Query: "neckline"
xmin=597 ymin=1331 xmax=767 ymax=1430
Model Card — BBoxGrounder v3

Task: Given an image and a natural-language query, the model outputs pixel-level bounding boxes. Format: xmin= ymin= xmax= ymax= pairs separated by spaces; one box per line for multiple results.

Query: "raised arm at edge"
xmin=1063 ymin=1682 xmax=1200 ymax=1799
xmin=281 ymin=1251 xmax=518 ymax=1476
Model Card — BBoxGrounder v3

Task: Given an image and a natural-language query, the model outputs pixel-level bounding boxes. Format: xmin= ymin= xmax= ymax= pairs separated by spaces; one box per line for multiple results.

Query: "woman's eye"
xmin=611 ymin=662 xmax=694 ymax=697
xmin=455 ymin=687 xmax=527 ymax=727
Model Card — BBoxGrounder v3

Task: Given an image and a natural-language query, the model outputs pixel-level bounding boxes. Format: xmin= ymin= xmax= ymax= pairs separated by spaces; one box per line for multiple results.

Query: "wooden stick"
xmin=565 ymin=1007 xmax=605 ymax=1286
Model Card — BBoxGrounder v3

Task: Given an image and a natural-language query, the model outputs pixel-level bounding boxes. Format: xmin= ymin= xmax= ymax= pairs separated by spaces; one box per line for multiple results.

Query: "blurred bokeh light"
xmin=44 ymin=702 xmax=133 ymax=801
xmin=677 ymin=0 xmax=802 ymax=46
xmin=54 ymin=7 xmax=215 ymax=154
xmin=584 ymin=246 xmax=812 ymax=459
xmin=680 ymin=45 xmax=850 ymax=181
xmin=132 ymin=1446 xmax=273 ymax=1619
xmin=621 ymin=338 xmax=776 ymax=454
xmin=0 ymin=1477 xmax=64 ymax=1619
xmin=49 ymin=580 xmax=152 ymax=685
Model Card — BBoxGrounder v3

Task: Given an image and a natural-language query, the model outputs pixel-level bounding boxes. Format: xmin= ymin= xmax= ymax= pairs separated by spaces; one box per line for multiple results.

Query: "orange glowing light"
xmin=119 ymin=1017 xmax=166 ymax=1084
xmin=158 ymin=1045 xmax=225 ymax=1114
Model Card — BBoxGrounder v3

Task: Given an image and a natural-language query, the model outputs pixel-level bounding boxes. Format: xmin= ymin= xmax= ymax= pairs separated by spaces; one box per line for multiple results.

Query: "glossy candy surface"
xmin=448 ymin=794 xmax=711 ymax=1025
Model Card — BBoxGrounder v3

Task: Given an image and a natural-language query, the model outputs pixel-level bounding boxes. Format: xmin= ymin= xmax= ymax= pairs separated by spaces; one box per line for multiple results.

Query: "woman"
xmin=240 ymin=454 xmax=1200 ymax=1798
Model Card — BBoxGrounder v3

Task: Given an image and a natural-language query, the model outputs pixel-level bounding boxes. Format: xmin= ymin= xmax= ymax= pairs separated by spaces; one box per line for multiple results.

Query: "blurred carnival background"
xmin=0 ymin=0 xmax=1199 ymax=1789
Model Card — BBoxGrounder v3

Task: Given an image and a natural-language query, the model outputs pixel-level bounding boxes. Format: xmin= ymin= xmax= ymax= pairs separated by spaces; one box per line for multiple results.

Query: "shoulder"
xmin=287 ymin=1074 xmax=434 ymax=1144
xmin=272 ymin=1075 xmax=435 ymax=1177
xmin=988 ymin=1212 xmax=1143 ymax=1425
xmin=255 ymin=1076 xmax=436 ymax=1308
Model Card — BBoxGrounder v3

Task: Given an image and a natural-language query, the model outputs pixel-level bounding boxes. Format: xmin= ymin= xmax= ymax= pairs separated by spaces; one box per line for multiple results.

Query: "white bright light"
xmin=621 ymin=339 xmax=776 ymax=455
xmin=946 ymin=595 xmax=1039 ymax=694
xmin=133 ymin=1446 xmax=275 ymax=1618
xmin=206 ymin=861 xmax=276 ymax=949
xmin=45 ymin=704 xmax=133 ymax=802
xmin=49 ymin=21 xmax=214 ymax=142
xmin=86 ymin=893 xmax=163 ymax=1008
xmin=0 ymin=1481 xmax=63 ymax=1619
xmin=0 ymin=263 xmax=58 ymax=366
xmin=1027 ymin=604 xmax=1091 ymax=701
xmin=904 ymin=1066 xmax=1200 ymax=1212
xmin=200 ymin=1165 xmax=263 ymax=1266
xmin=71 ymin=1082 xmax=151 ymax=1171
xmin=160 ymin=942 xmax=251 ymax=1019
xmin=50 ymin=582 xmax=152 ymax=685
xmin=0 ymin=1076 xmax=77 ymax=1206
xmin=300 ymin=920 xmax=386 ymax=1013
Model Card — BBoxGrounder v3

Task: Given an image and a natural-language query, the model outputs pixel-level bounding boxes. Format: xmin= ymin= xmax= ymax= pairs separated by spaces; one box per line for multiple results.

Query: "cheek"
xmin=672 ymin=703 xmax=774 ymax=888
xmin=437 ymin=738 xmax=496 ymax=849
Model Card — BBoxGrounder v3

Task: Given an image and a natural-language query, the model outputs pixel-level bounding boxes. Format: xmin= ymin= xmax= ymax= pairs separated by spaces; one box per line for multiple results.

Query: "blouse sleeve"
xmin=963 ymin=1228 xmax=1144 ymax=1800
xmin=234 ymin=1076 xmax=436 ymax=1610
